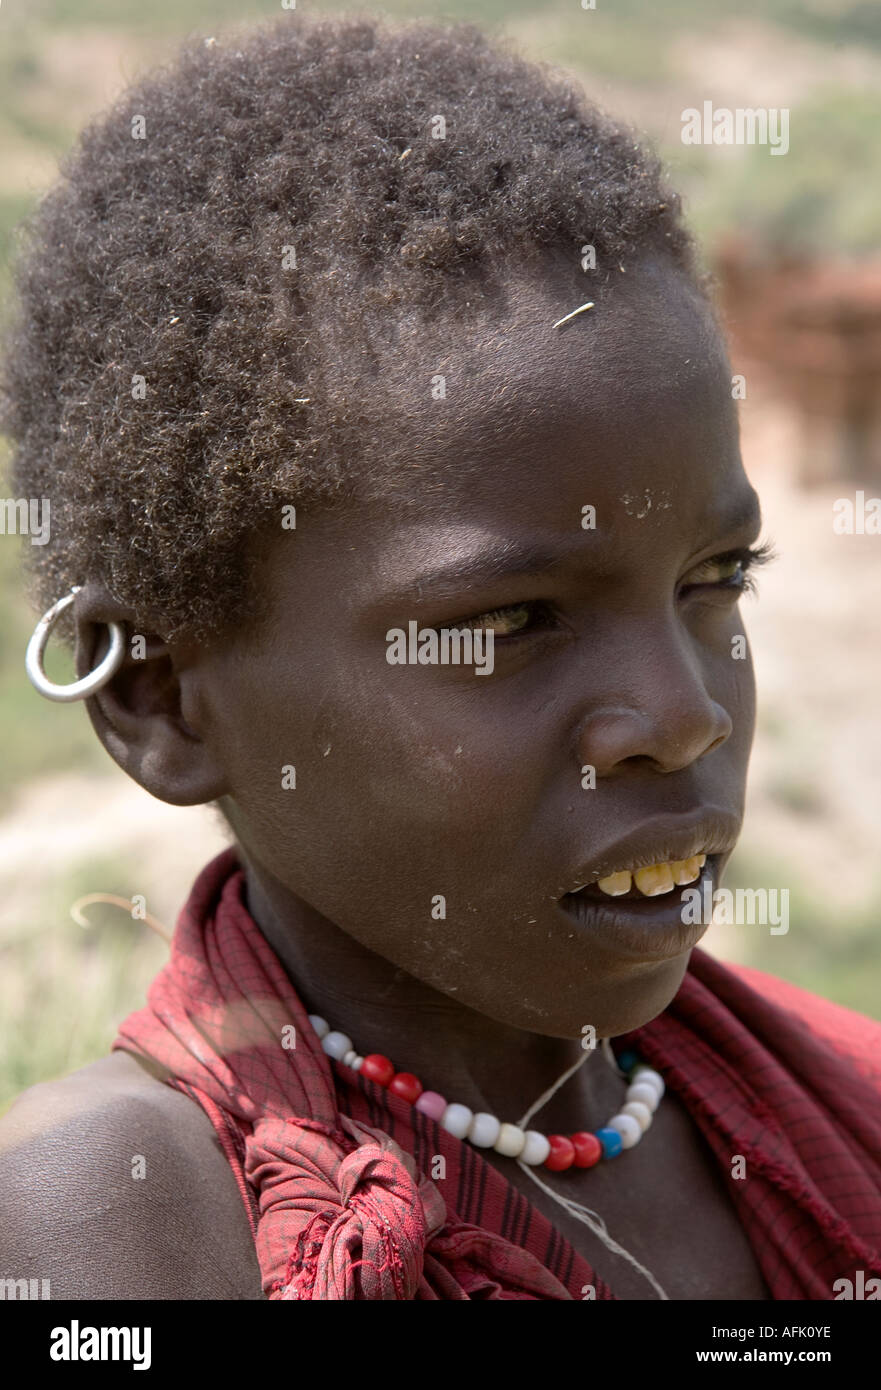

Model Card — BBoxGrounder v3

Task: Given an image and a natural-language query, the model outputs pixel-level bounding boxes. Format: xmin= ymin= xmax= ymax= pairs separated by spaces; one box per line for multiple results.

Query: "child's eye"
xmin=454 ymin=602 xmax=550 ymax=639
xmin=441 ymin=542 xmax=776 ymax=640
xmin=681 ymin=541 xmax=776 ymax=596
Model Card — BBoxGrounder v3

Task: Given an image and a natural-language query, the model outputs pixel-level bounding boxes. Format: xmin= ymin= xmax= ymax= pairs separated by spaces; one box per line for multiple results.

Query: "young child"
xmin=1 ymin=14 xmax=879 ymax=1301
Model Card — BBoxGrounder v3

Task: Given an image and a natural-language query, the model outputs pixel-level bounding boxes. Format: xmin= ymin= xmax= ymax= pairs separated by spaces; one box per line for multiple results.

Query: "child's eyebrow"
xmin=381 ymin=540 xmax=572 ymax=605
xmin=378 ymin=491 xmax=763 ymax=607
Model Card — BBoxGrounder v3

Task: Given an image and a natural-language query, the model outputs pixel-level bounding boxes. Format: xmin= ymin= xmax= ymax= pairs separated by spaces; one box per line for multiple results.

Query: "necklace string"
xmin=515 ymin=1040 xmax=669 ymax=1301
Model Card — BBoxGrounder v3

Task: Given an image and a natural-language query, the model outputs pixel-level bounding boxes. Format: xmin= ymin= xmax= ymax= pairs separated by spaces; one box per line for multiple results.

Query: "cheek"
xmin=226 ymin=687 xmax=526 ymax=986
xmin=222 ymin=660 xmax=529 ymax=901
xmin=703 ymin=614 xmax=756 ymax=775
xmin=733 ymin=656 xmax=757 ymax=763
xmin=719 ymin=612 xmax=756 ymax=713
xmin=686 ymin=595 xmax=756 ymax=683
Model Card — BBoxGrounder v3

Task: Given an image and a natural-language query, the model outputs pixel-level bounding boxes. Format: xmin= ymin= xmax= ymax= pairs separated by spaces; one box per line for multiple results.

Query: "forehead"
xmin=461 ymin=254 xmax=726 ymax=416
xmin=362 ymin=255 xmax=743 ymax=520
xmin=252 ymin=258 xmax=758 ymax=625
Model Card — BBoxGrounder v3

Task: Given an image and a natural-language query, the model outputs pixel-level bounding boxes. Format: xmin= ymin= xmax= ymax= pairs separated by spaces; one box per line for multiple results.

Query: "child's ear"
xmin=73 ymin=581 xmax=228 ymax=806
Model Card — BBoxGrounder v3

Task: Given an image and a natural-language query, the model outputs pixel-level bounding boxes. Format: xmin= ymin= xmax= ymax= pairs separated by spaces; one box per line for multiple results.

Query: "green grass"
xmin=724 ymin=847 xmax=881 ymax=1022
xmin=9 ymin=0 xmax=881 ymax=61
xmin=0 ymin=193 xmax=37 ymax=310
xmin=666 ymin=86 xmax=881 ymax=258
xmin=0 ymin=516 xmax=111 ymax=805
xmin=0 ymin=852 xmax=169 ymax=1113
xmin=10 ymin=0 xmax=281 ymax=36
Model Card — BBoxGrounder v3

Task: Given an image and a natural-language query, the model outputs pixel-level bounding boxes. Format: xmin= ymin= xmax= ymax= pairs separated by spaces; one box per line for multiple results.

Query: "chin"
xmin=468 ymin=950 xmax=692 ymax=1041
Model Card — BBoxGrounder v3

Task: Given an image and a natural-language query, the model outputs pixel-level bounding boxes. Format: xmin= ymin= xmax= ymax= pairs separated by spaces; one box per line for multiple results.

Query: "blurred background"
xmin=1 ymin=0 xmax=879 ymax=1113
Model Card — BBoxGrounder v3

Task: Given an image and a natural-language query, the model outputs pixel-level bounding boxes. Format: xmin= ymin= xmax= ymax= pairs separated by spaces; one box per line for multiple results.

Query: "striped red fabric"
xmin=113 ymin=848 xmax=881 ymax=1300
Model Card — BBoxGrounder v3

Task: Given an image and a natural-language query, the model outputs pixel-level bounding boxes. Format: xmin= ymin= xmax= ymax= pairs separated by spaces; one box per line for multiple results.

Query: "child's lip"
xmin=560 ymin=808 xmax=740 ymax=897
xmin=558 ymin=857 xmax=719 ymax=960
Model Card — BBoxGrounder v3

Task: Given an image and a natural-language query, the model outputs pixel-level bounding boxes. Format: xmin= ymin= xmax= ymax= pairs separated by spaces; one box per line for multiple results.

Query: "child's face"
xmin=194 ymin=255 xmax=760 ymax=1038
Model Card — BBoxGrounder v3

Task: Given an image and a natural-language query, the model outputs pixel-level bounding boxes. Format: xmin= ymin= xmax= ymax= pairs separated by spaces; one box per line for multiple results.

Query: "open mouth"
xmin=558 ymin=853 xmax=722 ymax=949
xmin=574 ymin=854 xmax=707 ymax=902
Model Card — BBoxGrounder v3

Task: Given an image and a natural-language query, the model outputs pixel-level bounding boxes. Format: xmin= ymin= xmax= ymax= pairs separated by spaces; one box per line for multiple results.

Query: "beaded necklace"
xmin=308 ymin=1013 xmax=665 ymax=1175
xmin=305 ymin=1011 xmax=670 ymax=1297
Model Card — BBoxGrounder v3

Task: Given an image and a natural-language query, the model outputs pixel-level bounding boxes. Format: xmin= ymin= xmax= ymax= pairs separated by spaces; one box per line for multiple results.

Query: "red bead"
xmin=544 ymin=1135 xmax=576 ymax=1171
xmin=571 ymin=1131 xmax=603 ymax=1168
xmin=360 ymin=1054 xmax=395 ymax=1087
xmin=389 ymin=1072 xmax=423 ymax=1104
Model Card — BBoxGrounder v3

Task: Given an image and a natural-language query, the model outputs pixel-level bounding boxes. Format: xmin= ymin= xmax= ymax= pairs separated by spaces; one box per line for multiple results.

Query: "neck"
xmin=239 ymin=851 xmax=626 ymax=1127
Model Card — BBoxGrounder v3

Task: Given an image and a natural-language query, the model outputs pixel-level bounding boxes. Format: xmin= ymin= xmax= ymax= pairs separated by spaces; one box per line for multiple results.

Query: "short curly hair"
xmin=0 ymin=12 xmax=697 ymax=642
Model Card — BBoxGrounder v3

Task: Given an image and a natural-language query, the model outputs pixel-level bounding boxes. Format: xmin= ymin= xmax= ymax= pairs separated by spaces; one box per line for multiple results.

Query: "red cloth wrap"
xmin=114 ymin=848 xmax=881 ymax=1300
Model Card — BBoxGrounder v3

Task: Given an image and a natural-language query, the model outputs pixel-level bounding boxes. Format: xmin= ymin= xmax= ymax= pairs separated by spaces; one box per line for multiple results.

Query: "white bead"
xmin=494 ymin=1123 xmax=526 ymax=1158
xmin=342 ymin=1050 xmax=358 ymax=1068
xmin=467 ymin=1112 xmax=501 ymax=1148
xmin=351 ymin=1056 xmax=364 ymax=1071
xmin=520 ymin=1130 xmax=551 ymax=1166
xmin=308 ymin=1014 xmax=329 ymax=1040
xmin=321 ymin=1030 xmax=352 ymax=1060
xmin=631 ymin=1066 xmax=665 ymax=1099
xmin=607 ymin=1113 xmax=642 ymax=1148
xmin=441 ymin=1103 xmax=473 ymax=1138
xmin=626 ymin=1081 xmax=660 ymax=1113
xmin=621 ymin=1100 xmax=653 ymax=1132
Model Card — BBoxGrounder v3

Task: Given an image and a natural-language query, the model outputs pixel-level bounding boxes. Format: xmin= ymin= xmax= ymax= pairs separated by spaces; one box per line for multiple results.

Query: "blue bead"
xmin=616 ymin=1049 xmax=639 ymax=1075
xmin=596 ymin=1127 xmax=623 ymax=1159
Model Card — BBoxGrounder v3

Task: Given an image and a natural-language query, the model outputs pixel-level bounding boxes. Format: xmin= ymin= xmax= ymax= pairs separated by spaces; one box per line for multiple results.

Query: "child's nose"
xmin=573 ymin=640 xmax=734 ymax=776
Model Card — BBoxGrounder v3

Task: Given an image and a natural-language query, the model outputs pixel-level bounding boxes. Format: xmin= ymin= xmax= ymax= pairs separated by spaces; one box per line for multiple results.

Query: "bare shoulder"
xmin=0 ymin=1052 xmax=263 ymax=1300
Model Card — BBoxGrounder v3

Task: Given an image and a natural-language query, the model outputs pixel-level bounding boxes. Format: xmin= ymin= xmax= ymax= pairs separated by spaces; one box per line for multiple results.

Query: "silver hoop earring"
xmin=25 ymin=586 xmax=126 ymax=703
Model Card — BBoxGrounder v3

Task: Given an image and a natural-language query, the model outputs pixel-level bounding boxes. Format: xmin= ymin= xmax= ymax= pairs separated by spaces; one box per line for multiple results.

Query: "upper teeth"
xmin=596 ymin=855 xmax=707 ymax=897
